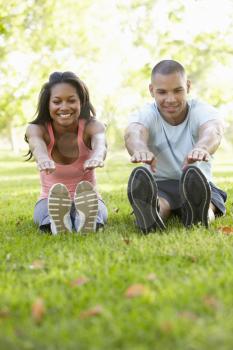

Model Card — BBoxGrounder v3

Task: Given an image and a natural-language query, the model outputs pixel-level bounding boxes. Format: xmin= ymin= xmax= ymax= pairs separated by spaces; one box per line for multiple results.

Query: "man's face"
xmin=149 ymin=72 xmax=191 ymax=124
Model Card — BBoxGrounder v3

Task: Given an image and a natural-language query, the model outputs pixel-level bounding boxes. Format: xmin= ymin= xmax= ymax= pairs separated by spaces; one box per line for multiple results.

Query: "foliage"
xmin=119 ymin=0 xmax=233 ymax=107
xmin=0 ymin=0 xmax=233 ymax=148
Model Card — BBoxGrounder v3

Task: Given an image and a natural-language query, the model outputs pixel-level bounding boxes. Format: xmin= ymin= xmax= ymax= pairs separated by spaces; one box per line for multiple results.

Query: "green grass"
xmin=1 ymin=150 xmax=233 ymax=350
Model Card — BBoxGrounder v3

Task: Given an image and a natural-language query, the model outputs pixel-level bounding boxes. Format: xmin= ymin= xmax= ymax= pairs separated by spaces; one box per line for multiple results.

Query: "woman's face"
xmin=49 ymin=83 xmax=81 ymax=128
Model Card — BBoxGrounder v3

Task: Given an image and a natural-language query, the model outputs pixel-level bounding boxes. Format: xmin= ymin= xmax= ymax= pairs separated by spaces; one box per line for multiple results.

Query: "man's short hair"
xmin=151 ymin=60 xmax=185 ymax=79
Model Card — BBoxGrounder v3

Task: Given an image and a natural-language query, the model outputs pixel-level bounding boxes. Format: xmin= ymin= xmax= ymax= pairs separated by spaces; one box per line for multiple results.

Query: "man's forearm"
xmin=195 ymin=125 xmax=223 ymax=155
xmin=195 ymin=136 xmax=221 ymax=154
xmin=126 ymin=139 xmax=150 ymax=155
xmin=124 ymin=126 xmax=156 ymax=171
xmin=124 ymin=131 xmax=150 ymax=155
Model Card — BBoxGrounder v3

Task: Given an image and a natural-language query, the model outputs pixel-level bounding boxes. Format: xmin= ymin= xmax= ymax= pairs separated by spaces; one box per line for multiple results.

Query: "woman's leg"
xmin=34 ymin=198 xmax=51 ymax=232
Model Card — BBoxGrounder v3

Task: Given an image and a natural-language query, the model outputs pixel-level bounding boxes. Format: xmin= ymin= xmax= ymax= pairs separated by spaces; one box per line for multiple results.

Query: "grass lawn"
xmin=0 ymin=149 xmax=233 ymax=350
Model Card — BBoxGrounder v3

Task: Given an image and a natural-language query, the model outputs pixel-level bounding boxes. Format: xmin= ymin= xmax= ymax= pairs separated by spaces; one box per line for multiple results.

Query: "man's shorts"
xmin=156 ymin=179 xmax=227 ymax=216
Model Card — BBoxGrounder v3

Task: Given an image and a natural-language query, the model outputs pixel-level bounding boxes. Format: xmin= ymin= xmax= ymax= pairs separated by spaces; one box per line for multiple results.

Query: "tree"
xmin=117 ymin=0 xmax=233 ymax=106
xmin=0 ymin=0 xmax=233 ymax=150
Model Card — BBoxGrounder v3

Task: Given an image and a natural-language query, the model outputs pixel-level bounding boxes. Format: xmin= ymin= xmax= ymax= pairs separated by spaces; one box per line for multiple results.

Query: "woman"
xmin=25 ymin=71 xmax=107 ymax=234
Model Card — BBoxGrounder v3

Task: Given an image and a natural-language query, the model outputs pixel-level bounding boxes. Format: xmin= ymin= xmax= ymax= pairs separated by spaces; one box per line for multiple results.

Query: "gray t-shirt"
xmin=128 ymin=99 xmax=219 ymax=181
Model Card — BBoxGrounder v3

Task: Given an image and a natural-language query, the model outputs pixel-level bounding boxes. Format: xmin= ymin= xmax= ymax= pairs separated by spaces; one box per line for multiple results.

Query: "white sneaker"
xmin=48 ymin=183 xmax=72 ymax=235
xmin=74 ymin=181 xmax=98 ymax=233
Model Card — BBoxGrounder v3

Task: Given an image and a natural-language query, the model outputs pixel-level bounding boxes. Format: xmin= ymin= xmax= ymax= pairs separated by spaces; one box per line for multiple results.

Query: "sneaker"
xmin=180 ymin=166 xmax=211 ymax=228
xmin=74 ymin=181 xmax=98 ymax=233
xmin=48 ymin=183 xmax=72 ymax=235
xmin=127 ymin=166 xmax=165 ymax=233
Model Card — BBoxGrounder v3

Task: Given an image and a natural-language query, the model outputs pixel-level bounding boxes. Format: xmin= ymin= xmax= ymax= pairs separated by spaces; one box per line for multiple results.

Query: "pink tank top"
xmin=39 ymin=119 xmax=96 ymax=199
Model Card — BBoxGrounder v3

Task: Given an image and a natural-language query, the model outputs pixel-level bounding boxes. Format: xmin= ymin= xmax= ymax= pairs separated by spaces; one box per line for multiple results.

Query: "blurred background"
xmin=0 ymin=0 xmax=233 ymax=154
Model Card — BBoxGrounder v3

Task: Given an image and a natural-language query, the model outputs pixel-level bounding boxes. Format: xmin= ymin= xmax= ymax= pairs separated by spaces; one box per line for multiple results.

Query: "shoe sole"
xmin=127 ymin=166 xmax=165 ymax=233
xmin=48 ymin=183 xmax=72 ymax=234
xmin=74 ymin=181 xmax=98 ymax=233
xmin=180 ymin=166 xmax=211 ymax=228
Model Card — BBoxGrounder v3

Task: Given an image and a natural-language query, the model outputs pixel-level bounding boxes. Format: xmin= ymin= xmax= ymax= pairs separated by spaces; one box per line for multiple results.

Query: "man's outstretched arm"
xmin=124 ymin=123 xmax=157 ymax=172
xmin=184 ymin=119 xmax=224 ymax=166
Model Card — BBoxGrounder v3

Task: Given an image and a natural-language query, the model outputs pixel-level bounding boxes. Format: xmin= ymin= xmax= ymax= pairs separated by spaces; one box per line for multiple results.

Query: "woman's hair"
xmin=25 ymin=71 xmax=96 ymax=159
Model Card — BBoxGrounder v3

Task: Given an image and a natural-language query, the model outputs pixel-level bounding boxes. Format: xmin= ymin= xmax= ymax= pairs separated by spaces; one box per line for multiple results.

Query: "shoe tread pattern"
xmin=180 ymin=166 xmax=211 ymax=228
xmin=74 ymin=181 xmax=98 ymax=233
xmin=127 ymin=167 xmax=165 ymax=233
xmin=48 ymin=183 xmax=72 ymax=233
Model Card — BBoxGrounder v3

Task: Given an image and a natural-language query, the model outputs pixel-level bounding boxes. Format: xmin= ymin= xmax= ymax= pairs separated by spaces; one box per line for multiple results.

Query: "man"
xmin=125 ymin=60 xmax=227 ymax=233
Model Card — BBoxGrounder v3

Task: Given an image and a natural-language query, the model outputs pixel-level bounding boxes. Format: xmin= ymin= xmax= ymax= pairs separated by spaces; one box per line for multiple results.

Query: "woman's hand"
xmin=37 ymin=158 xmax=56 ymax=174
xmin=84 ymin=157 xmax=104 ymax=171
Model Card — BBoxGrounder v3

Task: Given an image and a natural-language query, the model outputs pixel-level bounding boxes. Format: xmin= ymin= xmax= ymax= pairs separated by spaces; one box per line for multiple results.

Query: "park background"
xmin=0 ymin=0 xmax=233 ymax=153
xmin=1 ymin=1 xmax=233 ymax=350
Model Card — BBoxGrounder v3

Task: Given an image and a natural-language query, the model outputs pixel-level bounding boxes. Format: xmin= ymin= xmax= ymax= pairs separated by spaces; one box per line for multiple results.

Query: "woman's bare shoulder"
xmin=84 ymin=118 xmax=106 ymax=135
xmin=26 ymin=123 xmax=50 ymax=143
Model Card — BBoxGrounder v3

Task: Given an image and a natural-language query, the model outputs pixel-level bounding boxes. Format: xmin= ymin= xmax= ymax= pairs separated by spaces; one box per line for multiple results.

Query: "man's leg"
xmin=159 ymin=197 xmax=172 ymax=221
xmin=209 ymin=181 xmax=227 ymax=221
xmin=127 ymin=166 xmax=166 ymax=233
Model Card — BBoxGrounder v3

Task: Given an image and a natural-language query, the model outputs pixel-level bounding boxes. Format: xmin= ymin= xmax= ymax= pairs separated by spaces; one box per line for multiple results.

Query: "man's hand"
xmin=131 ymin=151 xmax=157 ymax=172
xmin=84 ymin=157 xmax=104 ymax=171
xmin=183 ymin=147 xmax=210 ymax=168
xmin=37 ymin=158 xmax=56 ymax=174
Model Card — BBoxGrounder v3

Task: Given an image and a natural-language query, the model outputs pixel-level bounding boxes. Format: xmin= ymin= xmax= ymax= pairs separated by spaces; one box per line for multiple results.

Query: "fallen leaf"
xmin=122 ymin=238 xmax=131 ymax=245
xmin=79 ymin=305 xmax=103 ymax=319
xmin=186 ymin=255 xmax=197 ymax=263
xmin=29 ymin=260 xmax=45 ymax=270
xmin=203 ymin=295 xmax=220 ymax=310
xmin=218 ymin=226 xmax=233 ymax=235
xmin=0 ymin=307 xmax=10 ymax=318
xmin=113 ymin=208 xmax=119 ymax=213
xmin=125 ymin=284 xmax=148 ymax=298
xmin=159 ymin=321 xmax=174 ymax=334
xmin=178 ymin=311 xmax=198 ymax=321
xmin=31 ymin=298 xmax=46 ymax=324
xmin=71 ymin=276 xmax=89 ymax=287
xmin=146 ymin=273 xmax=157 ymax=281
xmin=16 ymin=219 xmax=22 ymax=226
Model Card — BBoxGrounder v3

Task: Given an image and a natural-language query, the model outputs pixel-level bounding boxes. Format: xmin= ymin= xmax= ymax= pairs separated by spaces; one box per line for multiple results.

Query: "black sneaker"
xmin=127 ymin=166 xmax=165 ymax=233
xmin=180 ymin=166 xmax=211 ymax=228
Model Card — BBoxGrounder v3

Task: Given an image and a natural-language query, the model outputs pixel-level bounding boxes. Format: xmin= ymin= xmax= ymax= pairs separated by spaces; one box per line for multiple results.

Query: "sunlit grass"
xmin=1 ymin=150 xmax=233 ymax=350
